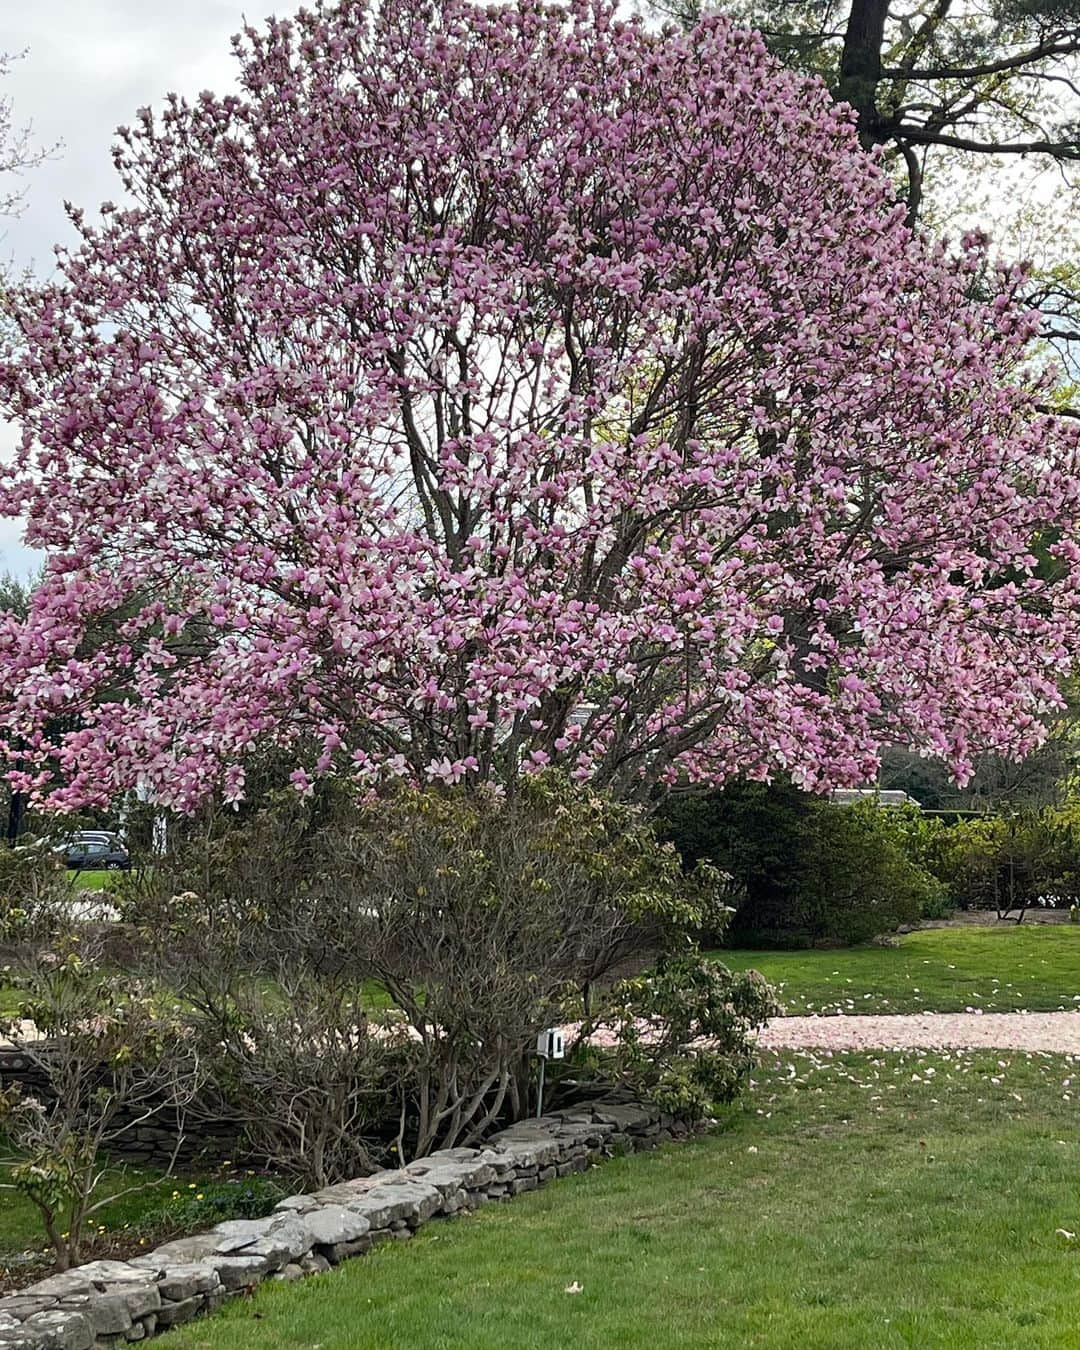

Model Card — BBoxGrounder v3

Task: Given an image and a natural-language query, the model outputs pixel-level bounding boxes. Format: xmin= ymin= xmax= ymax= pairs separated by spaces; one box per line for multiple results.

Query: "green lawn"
xmin=65 ymin=869 xmax=117 ymax=892
xmin=162 ymin=1048 xmax=1080 ymax=1349
xmin=716 ymin=924 xmax=1080 ymax=1015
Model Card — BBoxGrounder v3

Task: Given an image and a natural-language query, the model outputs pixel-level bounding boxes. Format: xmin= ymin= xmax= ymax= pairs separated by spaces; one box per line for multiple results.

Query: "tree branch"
xmin=883 ymin=37 xmax=1080 ymax=83
xmin=896 ymin=125 xmax=1080 ymax=157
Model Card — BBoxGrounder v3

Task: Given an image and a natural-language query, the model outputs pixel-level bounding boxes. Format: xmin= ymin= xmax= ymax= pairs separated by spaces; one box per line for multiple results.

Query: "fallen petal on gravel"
xmin=759 ymin=1011 xmax=1080 ymax=1054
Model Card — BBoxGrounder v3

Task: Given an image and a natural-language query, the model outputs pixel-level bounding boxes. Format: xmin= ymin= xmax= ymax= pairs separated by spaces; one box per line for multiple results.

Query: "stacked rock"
xmin=0 ymin=1099 xmax=697 ymax=1348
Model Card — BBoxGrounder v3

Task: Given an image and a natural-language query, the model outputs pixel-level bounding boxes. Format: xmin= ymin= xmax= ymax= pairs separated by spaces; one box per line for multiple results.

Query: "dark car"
xmin=55 ymin=830 xmax=130 ymax=871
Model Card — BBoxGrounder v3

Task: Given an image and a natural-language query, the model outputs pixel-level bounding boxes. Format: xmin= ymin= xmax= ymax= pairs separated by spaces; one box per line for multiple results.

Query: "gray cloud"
xmin=2 ymin=1 xmax=292 ymax=579
xmin=4 ymin=0 xmax=268 ymax=270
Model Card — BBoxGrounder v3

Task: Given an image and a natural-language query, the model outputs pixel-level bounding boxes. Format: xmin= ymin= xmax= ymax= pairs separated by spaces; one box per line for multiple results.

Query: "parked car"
xmin=54 ymin=830 xmax=130 ymax=871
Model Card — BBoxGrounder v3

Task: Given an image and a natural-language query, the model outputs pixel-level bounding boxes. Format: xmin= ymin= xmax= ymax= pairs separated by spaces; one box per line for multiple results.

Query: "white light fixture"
xmin=535 ymin=1028 xmax=565 ymax=1118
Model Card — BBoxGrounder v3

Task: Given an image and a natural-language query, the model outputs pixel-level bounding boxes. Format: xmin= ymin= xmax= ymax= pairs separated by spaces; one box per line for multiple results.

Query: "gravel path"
xmin=759 ymin=1010 xmax=1080 ymax=1054
xmin=6 ymin=1012 xmax=1080 ymax=1054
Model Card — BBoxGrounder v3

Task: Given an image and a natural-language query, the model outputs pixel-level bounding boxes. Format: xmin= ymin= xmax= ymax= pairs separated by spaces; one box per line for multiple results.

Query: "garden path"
xmin=759 ymin=1010 xmax=1080 ymax=1053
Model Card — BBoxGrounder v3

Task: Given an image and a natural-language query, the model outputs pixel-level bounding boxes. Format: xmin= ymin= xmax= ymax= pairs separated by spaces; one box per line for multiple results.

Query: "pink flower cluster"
xmin=1 ymin=0 xmax=1079 ymax=810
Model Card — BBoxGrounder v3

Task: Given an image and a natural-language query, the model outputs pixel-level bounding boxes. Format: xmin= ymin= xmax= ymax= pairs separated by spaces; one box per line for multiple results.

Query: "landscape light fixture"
xmin=535 ymin=1027 xmax=565 ymax=1118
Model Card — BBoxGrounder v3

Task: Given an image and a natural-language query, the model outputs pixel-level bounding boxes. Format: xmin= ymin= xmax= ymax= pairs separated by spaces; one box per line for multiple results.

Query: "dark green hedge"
xmin=659 ymin=782 xmax=943 ymax=947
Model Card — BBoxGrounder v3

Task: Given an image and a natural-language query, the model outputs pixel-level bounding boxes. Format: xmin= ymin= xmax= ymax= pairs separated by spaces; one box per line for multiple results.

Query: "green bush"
xmin=660 ymin=784 xmax=939 ymax=946
xmin=0 ymin=838 xmax=72 ymax=947
xmin=584 ymin=953 xmax=778 ymax=1117
xmin=0 ymin=933 xmax=204 ymax=1271
xmin=131 ymin=775 xmax=750 ymax=1176
xmin=929 ymin=806 xmax=1080 ymax=917
xmin=916 ymin=883 xmax=955 ymax=922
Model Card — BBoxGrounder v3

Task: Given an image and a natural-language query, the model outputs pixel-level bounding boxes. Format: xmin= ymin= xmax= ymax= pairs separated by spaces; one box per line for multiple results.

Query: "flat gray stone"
xmin=320 ymin=1236 xmax=373 ymax=1265
xmin=593 ymin=1103 xmax=657 ymax=1130
xmin=217 ymin=1236 xmax=292 ymax=1270
xmin=212 ymin=1255 xmax=272 ymax=1292
xmin=154 ymin=1264 xmax=221 ymax=1302
xmin=352 ymin=1180 xmax=442 ymax=1225
xmin=214 ymin=1220 xmax=307 ymax=1269
xmin=301 ymin=1205 xmax=370 ymax=1247
xmin=488 ymin=1134 xmax=561 ymax=1168
xmin=143 ymin=1235 xmax=222 ymax=1266
xmin=406 ymin=1160 xmax=497 ymax=1192
xmin=113 ymin=1285 xmax=161 ymax=1321
xmin=153 ymin=1296 xmax=202 ymax=1328
xmin=211 ymin=1215 xmax=310 ymax=1264
xmin=55 ymin=1284 xmax=160 ymax=1335
xmin=274 ymin=1195 xmax=320 ymax=1216
xmin=21 ymin=1275 xmax=93 ymax=1302
xmin=134 ymin=1240 xmax=270 ymax=1292
xmin=69 ymin=1262 xmax=156 ymax=1291
xmin=19 ymin=1310 xmax=94 ymax=1350
xmin=68 ymin=1292 xmax=132 ymax=1337
xmin=308 ymin=1179 xmax=379 ymax=1207
xmin=555 ymin=1119 xmax=612 ymax=1140
xmin=208 ymin=1217 xmax=277 ymax=1244
xmin=0 ymin=1299 xmax=57 ymax=1323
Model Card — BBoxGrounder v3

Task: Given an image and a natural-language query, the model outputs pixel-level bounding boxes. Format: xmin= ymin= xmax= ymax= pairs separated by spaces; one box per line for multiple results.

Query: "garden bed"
xmin=0 ymin=1171 xmax=284 ymax=1297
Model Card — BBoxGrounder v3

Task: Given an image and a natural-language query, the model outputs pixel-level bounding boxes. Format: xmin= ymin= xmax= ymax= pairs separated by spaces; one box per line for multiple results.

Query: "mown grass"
xmin=162 ymin=1047 xmax=1080 ymax=1349
xmin=64 ymin=868 xmax=118 ymax=892
xmin=716 ymin=924 xmax=1080 ymax=1015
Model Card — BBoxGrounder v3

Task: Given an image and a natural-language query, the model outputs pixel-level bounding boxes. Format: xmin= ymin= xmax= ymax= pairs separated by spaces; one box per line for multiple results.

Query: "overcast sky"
xmin=1 ymin=0 xmax=291 ymax=578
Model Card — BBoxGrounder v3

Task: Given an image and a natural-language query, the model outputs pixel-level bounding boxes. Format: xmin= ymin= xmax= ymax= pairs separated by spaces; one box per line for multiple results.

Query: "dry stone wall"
xmin=0 ymin=1098 xmax=699 ymax=1348
xmin=0 ymin=1049 xmax=236 ymax=1167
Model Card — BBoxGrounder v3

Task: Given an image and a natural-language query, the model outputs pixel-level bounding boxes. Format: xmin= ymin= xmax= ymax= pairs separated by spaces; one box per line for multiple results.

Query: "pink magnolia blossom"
xmin=1 ymin=0 xmax=1079 ymax=810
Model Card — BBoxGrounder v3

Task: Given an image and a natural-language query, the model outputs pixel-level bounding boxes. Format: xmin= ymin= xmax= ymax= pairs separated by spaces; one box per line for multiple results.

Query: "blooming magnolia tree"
xmin=1 ymin=0 xmax=1079 ymax=811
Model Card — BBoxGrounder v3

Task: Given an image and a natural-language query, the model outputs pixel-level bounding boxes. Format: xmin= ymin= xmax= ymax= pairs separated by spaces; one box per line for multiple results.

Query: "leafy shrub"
xmin=0 ymin=838 xmax=73 ymax=949
xmin=0 ymin=934 xmax=203 ymax=1271
xmin=929 ymin=807 xmax=1080 ymax=918
xmin=125 ymin=877 xmax=411 ymax=1187
xmin=584 ymin=953 xmax=778 ymax=1117
xmin=660 ymin=784 xmax=938 ymax=945
xmin=132 ymin=776 xmax=742 ymax=1176
xmin=134 ymin=1176 xmax=285 ymax=1240
xmin=916 ymin=884 xmax=954 ymax=921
